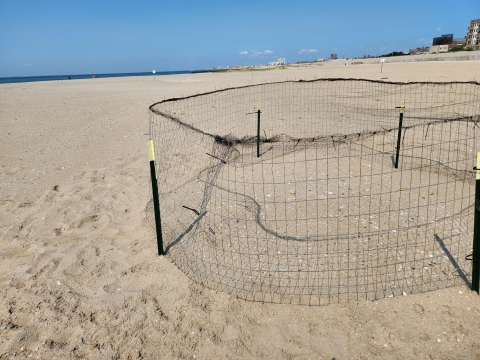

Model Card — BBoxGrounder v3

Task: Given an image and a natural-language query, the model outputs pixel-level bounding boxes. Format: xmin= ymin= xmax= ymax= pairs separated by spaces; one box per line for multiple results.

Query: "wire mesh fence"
xmin=148 ymin=78 xmax=480 ymax=305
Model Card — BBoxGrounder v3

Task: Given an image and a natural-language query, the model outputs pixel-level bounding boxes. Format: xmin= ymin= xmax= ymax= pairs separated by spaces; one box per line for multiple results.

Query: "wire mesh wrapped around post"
xmin=148 ymin=78 xmax=480 ymax=305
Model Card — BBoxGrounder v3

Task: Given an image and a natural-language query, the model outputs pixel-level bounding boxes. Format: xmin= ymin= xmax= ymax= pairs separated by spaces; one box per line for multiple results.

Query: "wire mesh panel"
xmin=148 ymin=78 xmax=480 ymax=305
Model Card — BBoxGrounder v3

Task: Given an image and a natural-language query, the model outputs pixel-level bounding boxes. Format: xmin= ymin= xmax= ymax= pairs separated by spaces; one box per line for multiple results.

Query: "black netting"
xmin=148 ymin=78 xmax=480 ymax=305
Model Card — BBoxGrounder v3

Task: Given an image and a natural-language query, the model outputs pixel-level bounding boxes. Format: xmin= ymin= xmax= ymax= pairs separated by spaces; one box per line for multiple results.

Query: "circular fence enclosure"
xmin=148 ymin=78 xmax=480 ymax=305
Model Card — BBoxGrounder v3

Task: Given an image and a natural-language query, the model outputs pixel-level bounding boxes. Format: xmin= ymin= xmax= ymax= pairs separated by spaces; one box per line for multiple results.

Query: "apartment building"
xmin=466 ymin=19 xmax=480 ymax=50
xmin=267 ymin=58 xmax=287 ymax=66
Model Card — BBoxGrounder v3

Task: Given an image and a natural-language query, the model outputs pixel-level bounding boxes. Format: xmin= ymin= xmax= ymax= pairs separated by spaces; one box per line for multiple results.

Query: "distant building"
xmin=431 ymin=34 xmax=465 ymax=46
xmin=331 ymin=53 xmax=338 ymax=60
xmin=410 ymin=47 xmax=430 ymax=55
xmin=466 ymin=19 xmax=480 ymax=50
xmin=452 ymin=37 xmax=466 ymax=45
xmin=429 ymin=44 xmax=449 ymax=53
xmin=433 ymin=34 xmax=453 ymax=46
xmin=430 ymin=31 xmax=467 ymax=51
xmin=267 ymin=58 xmax=287 ymax=66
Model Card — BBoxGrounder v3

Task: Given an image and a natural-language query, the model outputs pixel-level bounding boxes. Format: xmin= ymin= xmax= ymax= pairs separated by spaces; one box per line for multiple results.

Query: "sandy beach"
xmin=1 ymin=60 xmax=480 ymax=359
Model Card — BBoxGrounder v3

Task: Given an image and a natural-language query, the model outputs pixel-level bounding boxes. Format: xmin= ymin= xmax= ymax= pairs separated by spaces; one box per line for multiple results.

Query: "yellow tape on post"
xmin=477 ymin=152 xmax=480 ymax=180
xmin=148 ymin=139 xmax=155 ymax=162
xmin=399 ymin=100 xmax=405 ymax=114
xmin=258 ymin=100 xmax=261 ymax=111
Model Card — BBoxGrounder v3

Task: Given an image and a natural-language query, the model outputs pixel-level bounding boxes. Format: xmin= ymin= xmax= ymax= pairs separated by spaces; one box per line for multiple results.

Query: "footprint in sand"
xmin=414 ymin=304 xmax=424 ymax=314
xmin=76 ymin=214 xmax=101 ymax=229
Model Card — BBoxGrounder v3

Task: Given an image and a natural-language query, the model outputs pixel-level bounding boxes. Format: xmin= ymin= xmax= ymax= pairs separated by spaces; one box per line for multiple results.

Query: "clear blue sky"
xmin=0 ymin=0 xmax=478 ymax=76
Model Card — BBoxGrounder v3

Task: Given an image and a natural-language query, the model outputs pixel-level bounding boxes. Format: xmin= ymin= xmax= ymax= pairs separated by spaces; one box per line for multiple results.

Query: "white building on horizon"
xmin=268 ymin=58 xmax=287 ymax=66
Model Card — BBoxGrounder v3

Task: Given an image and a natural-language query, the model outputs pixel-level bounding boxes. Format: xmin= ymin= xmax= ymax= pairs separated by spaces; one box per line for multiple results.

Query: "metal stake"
xmin=394 ymin=100 xmax=405 ymax=169
xmin=257 ymin=109 xmax=261 ymax=158
xmin=472 ymin=153 xmax=480 ymax=293
xmin=148 ymin=140 xmax=164 ymax=255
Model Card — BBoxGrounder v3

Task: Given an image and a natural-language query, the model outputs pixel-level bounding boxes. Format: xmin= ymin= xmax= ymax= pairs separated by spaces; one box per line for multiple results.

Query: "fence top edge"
xmin=148 ymin=77 xmax=480 ymax=112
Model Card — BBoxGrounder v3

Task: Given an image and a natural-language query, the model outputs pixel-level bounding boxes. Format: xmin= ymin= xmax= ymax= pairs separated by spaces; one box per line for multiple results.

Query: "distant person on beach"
xmin=68 ymin=76 xmax=71 ymax=79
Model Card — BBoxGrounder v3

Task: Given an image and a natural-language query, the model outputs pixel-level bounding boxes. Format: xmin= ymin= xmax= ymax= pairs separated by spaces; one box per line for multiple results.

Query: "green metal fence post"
xmin=394 ymin=100 xmax=405 ymax=169
xmin=472 ymin=152 xmax=480 ymax=293
xmin=257 ymin=101 xmax=261 ymax=158
xmin=149 ymin=139 xmax=164 ymax=256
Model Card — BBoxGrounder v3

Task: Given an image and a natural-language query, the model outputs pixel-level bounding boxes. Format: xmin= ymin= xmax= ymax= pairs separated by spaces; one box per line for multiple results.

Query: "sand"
xmin=1 ymin=60 xmax=480 ymax=359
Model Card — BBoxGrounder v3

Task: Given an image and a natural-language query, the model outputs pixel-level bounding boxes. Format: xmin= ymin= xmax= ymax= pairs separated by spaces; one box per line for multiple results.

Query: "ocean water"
xmin=0 ymin=70 xmax=190 ymax=84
